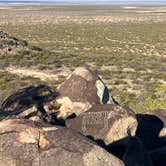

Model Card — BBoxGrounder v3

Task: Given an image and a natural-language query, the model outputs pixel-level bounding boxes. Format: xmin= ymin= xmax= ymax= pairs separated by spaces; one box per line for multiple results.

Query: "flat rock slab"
xmin=66 ymin=104 xmax=137 ymax=144
xmin=0 ymin=118 xmax=124 ymax=166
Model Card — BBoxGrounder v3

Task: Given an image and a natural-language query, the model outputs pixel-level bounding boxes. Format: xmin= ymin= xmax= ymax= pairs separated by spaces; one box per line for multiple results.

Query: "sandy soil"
xmin=2 ymin=66 xmax=71 ymax=82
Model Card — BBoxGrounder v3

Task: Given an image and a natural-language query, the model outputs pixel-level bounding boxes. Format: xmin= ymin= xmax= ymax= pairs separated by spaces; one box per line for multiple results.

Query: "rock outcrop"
xmin=0 ymin=119 xmax=124 ymax=166
xmin=0 ymin=66 xmax=166 ymax=166
xmin=0 ymin=31 xmax=42 ymax=56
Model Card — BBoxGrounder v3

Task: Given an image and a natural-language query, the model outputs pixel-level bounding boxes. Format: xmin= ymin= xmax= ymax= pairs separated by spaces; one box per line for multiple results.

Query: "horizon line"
xmin=1 ymin=0 xmax=166 ymax=5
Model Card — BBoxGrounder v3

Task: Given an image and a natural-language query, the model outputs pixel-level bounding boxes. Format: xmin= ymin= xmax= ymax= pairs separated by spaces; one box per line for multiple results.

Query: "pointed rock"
xmin=47 ymin=67 xmax=115 ymax=119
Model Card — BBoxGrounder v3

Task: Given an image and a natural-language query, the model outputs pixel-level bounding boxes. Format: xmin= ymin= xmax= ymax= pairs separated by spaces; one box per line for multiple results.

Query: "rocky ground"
xmin=0 ymin=67 xmax=166 ymax=166
xmin=0 ymin=31 xmax=42 ymax=57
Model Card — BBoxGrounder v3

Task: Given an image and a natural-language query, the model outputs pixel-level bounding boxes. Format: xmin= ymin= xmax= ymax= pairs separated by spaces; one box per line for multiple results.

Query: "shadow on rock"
xmin=87 ymin=113 xmax=166 ymax=166
xmin=136 ymin=114 xmax=165 ymax=150
xmin=0 ymin=85 xmax=58 ymax=121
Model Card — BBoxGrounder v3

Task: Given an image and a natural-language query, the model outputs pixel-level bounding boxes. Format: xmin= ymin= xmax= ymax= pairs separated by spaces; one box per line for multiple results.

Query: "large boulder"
xmin=66 ymin=104 xmax=137 ymax=144
xmin=0 ymin=118 xmax=124 ymax=166
xmin=45 ymin=67 xmax=115 ymax=119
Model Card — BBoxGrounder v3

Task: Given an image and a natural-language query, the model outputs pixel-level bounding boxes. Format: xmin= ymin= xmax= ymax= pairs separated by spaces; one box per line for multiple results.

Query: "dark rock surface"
xmin=0 ymin=85 xmax=58 ymax=123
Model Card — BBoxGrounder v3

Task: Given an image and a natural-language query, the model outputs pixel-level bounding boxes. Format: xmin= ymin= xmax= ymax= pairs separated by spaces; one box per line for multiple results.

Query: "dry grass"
xmin=0 ymin=4 xmax=165 ymax=112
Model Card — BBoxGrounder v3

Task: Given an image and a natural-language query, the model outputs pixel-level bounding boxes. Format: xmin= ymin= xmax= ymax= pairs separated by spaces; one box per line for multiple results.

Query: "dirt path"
xmin=1 ymin=66 xmax=70 ymax=82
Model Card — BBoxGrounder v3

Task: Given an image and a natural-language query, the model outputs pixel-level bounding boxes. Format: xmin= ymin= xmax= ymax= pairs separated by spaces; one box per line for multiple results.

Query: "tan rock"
xmin=0 ymin=119 xmax=124 ymax=166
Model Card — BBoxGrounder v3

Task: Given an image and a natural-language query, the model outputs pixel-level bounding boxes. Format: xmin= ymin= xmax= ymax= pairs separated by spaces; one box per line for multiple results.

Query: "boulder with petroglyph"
xmin=0 ymin=119 xmax=124 ymax=166
xmin=47 ymin=67 xmax=115 ymax=119
xmin=66 ymin=104 xmax=137 ymax=144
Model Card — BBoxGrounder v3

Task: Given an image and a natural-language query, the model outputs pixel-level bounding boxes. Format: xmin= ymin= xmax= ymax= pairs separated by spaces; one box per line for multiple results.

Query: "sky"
xmin=2 ymin=0 xmax=166 ymax=1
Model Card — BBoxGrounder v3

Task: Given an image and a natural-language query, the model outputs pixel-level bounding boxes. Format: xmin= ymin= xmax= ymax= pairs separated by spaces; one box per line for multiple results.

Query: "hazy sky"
xmin=2 ymin=0 xmax=166 ymax=3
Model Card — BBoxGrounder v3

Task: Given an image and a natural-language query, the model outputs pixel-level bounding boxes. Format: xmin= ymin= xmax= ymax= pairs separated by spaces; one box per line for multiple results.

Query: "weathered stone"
xmin=47 ymin=67 xmax=115 ymax=119
xmin=66 ymin=104 xmax=137 ymax=144
xmin=0 ymin=119 xmax=124 ymax=166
